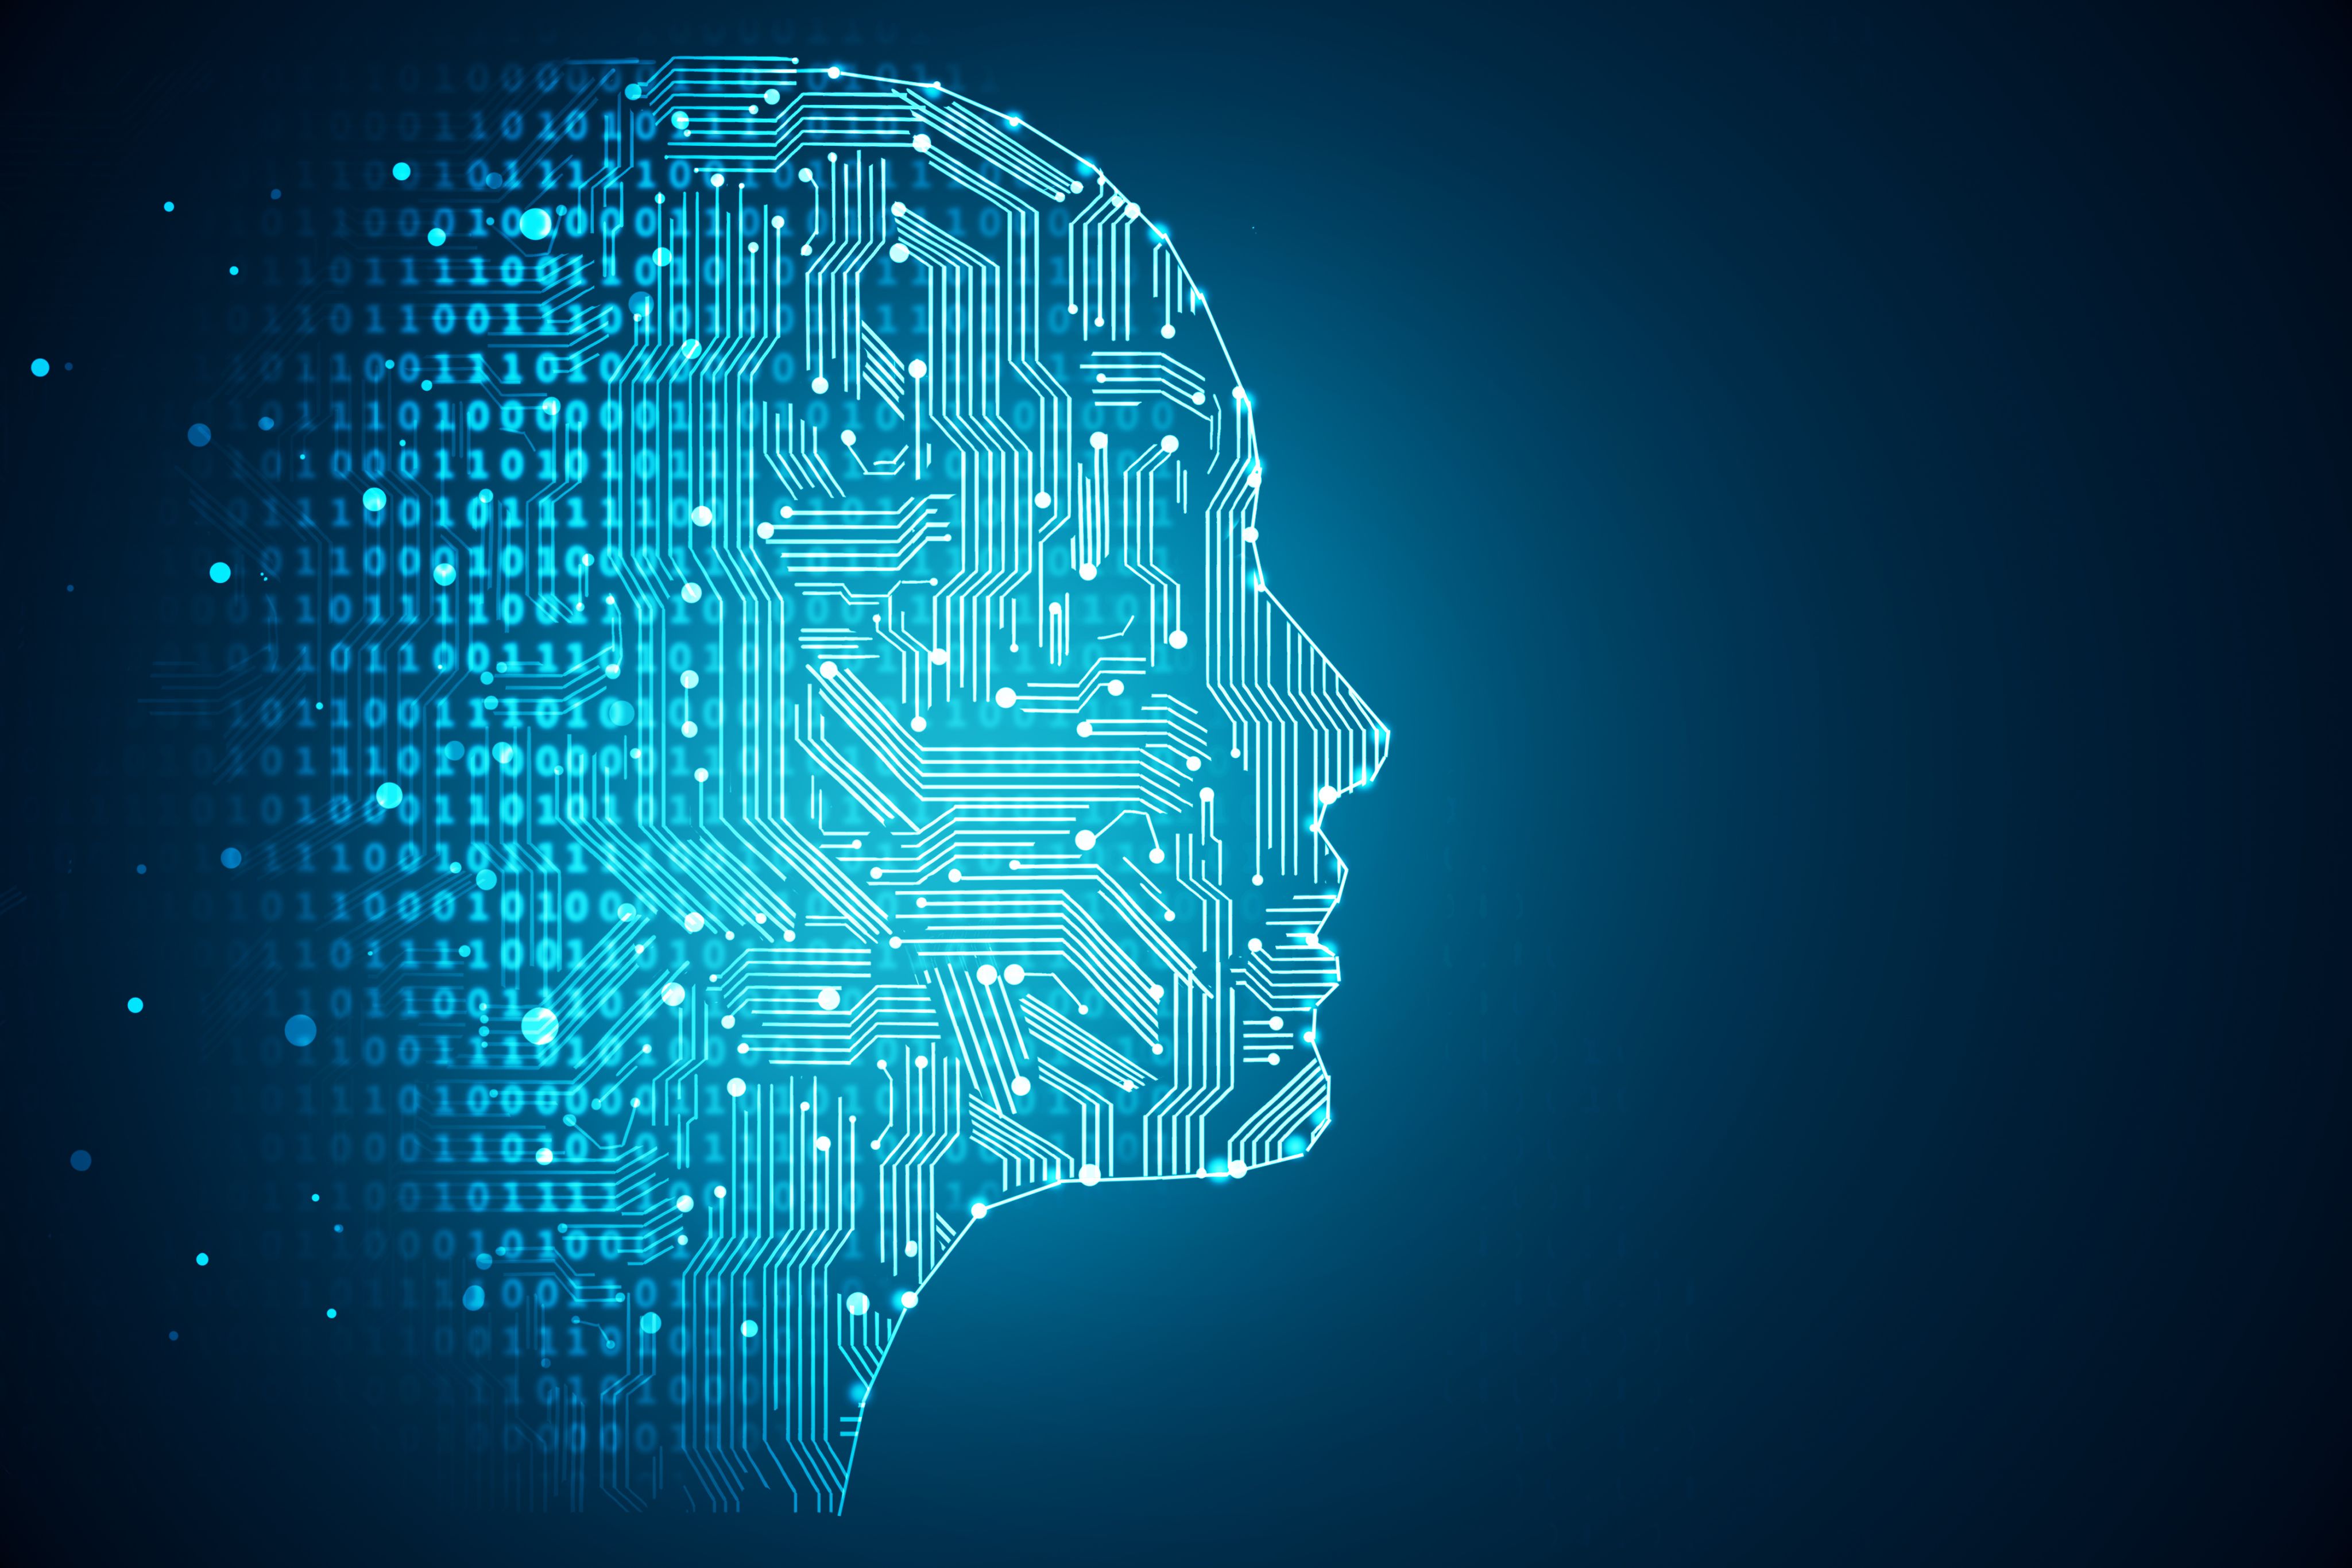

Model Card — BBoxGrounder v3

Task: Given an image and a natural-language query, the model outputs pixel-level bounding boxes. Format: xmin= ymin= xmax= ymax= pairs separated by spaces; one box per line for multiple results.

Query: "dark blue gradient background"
xmin=3 ymin=2 xmax=2346 ymax=1562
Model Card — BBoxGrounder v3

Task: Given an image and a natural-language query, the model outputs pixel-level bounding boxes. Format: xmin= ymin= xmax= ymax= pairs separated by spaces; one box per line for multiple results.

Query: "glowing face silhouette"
xmin=570 ymin=67 xmax=1386 ymax=1504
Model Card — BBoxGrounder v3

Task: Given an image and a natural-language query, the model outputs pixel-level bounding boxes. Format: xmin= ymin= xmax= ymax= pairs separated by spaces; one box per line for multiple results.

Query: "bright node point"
xmin=1187 ymin=755 xmax=1203 ymax=771
xmin=1090 ymin=431 xmax=1108 ymax=449
xmin=914 ymin=1055 xmax=929 ymax=1069
xmin=208 ymin=561 xmax=231 ymax=584
xmin=741 ymin=1319 xmax=759 ymax=1338
xmin=819 ymin=660 xmax=838 ymax=679
xmin=374 ymin=781 xmax=403 ymax=810
xmin=1125 ymin=201 xmax=1142 ymax=218
xmin=1034 ymin=490 xmax=1053 ymax=508
xmin=126 ymin=997 xmax=145 ymax=1015
xmin=911 ymin=132 xmax=931 ymax=152
xmin=1160 ymin=434 xmax=1178 ymax=452
xmin=908 ymin=358 xmax=926 ymax=378
xmin=1241 ymin=526 xmax=1259 ymax=543
xmin=841 ymin=429 xmax=857 ymax=447
xmin=1162 ymin=323 xmax=1176 ymax=338
xmin=1148 ymin=983 xmax=1166 ymax=1001
xmin=976 ymin=965 xmax=997 ymax=986
xmin=434 ymin=562 xmax=458 ymax=585
xmin=817 ymin=986 xmax=840 ymax=1011
xmin=1199 ymin=786 xmax=1214 ymax=802
xmin=1078 ymin=562 xmax=1097 ymax=580
xmin=727 ymin=1078 xmax=746 ymax=1097
xmin=810 ymin=375 xmax=829 ymax=394
xmin=1004 ymin=964 xmax=1025 ymax=985
xmin=815 ymin=1135 xmax=831 ymax=1152
xmin=1074 ymin=830 xmax=1097 ymax=850
xmin=1108 ymin=679 xmax=1125 ymax=695
xmin=889 ymin=242 xmax=910 ymax=263
xmin=1078 ymin=1163 xmax=1102 ymax=1186
xmin=662 ymin=982 xmax=686 ymax=1007
xmin=900 ymin=1291 xmax=919 ymax=1310
xmin=683 ymin=911 xmax=706 ymax=933
xmin=428 ymin=226 xmax=446 ymax=246
xmin=1320 ymin=784 xmax=1341 ymax=804
xmin=1009 ymin=1074 xmax=1030 ymax=1096
xmin=1148 ymin=847 xmax=1165 ymax=864
xmin=520 ymin=207 xmax=552 ymax=240
xmin=971 ymin=1201 xmax=989 ymax=1219
xmin=1169 ymin=629 xmax=1189 ymax=649
xmin=362 ymin=486 xmax=387 ymax=512
xmin=691 ymin=504 xmax=712 ymax=525
xmin=675 ymin=1195 xmax=694 ymax=1213
xmin=521 ymin=1006 xmax=559 ymax=1046
xmin=903 ymin=1239 xmax=920 ymax=1257
xmin=910 ymin=715 xmax=926 ymax=732
xmin=846 ymin=1292 xmax=870 ymax=1316
xmin=392 ymin=161 xmax=412 ymax=180
xmin=995 ymin=687 xmax=1016 ymax=708
xmin=1076 ymin=721 xmax=1093 ymax=737
xmin=1248 ymin=937 xmax=1263 ymax=953
xmin=679 ymin=669 xmax=699 ymax=688
xmin=535 ymin=1147 xmax=554 ymax=1164
xmin=640 ymin=1312 xmax=662 ymax=1334
xmin=1231 ymin=1159 xmax=1248 ymax=1178
xmin=196 ymin=1252 xmax=210 ymax=1267
xmin=928 ymin=648 xmax=949 ymax=665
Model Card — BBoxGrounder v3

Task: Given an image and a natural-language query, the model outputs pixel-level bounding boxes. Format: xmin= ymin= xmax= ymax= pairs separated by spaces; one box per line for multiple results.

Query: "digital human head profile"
xmin=197 ymin=56 xmax=1387 ymax=1510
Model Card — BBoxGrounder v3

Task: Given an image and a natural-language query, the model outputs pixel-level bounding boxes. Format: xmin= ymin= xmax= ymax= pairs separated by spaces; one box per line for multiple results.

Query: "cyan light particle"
xmin=284 ymin=1013 xmax=318 ymax=1047
xmin=208 ymin=561 xmax=231 ymax=583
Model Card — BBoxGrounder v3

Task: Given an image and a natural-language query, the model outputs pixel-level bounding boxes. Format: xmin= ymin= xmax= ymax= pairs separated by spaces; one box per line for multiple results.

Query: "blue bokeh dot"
xmin=392 ymin=161 xmax=412 ymax=181
xmin=640 ymin=1311 xmax=662 ymax=1334
xmin=208 ymin=561 xmax=231 ymax=583
xmin=126 ymin=996 xmax=144 ymax=1014
xmin=428 ymin=226 xmax=447 ymax=247
xmin=220 ymin=846 xmax=242 ymax=869
xmin=30 ymin=358 xmax=51 ymax=378
xmin=195 ymin=1252 xmax=210 ymax=1267
xmin=284 ymin=1013 xmax=318 ymax=1047
xmin=362 ymin=486 xmax=388 ymax=512
xmin=187 ymin=423 xmax=211 ymax=447
xmin=69 ymin=1149 xmax=91 ymax=1171
xmin=463 ymin=1284 xmax=486 ymax=1311
xmin=375 ymin=781 xmax=404 ymax=809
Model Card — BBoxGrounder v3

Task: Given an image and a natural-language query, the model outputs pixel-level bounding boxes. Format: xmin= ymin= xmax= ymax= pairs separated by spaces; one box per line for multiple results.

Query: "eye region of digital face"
xmin=182 ymin=56 xmax=1387 ymax=1511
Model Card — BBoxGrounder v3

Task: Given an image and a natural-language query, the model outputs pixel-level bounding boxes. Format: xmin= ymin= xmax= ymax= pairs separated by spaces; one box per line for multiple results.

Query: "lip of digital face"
xmin=191 ymin=57 xmax=1391 ymax=1513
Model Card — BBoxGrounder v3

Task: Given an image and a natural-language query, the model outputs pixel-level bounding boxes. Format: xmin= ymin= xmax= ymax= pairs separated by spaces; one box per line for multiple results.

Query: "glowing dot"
xmin=1186 ymin=756 xmax=1202 ymax=771
xmin=890 ymin=242 xmax=911 ymax=263
xmin=1125 ymin=202 xmax=1142 ymax=218
xmin=474 ymin=868 xmax=497 ymax=891
xmin=727 ymin=1077 xmax=746 ymax=1097
xmin=816 ymin=1135 xmax=831 ymax=1152
xmin=69 ymin=1149 xmax=91 ymax=1172
xmin=672 ymin=111 xmax=690 ymax=130
xmin=818 ymin=660 xmax=838 ymax=680
xmin=1079 ymin=562 xmax=1097 ymax=580
xmin=971 ymin=1201 xmax=989 ymax=1219
xmin=535 ymin=1147 xmax=554 ymax=1165
xmin=427 ymin=227 xmax=446 ymax=246
xmin=374 ymin=781 xmax=403 ymax=809
xmin=1169 ymin=630 xmax=1189 ymax=649
xmin=520 ymin=208 xmax=552 ymax=239
xmin=928 ymin=648 xmax=948 ymax=665
xmin=1248 ymin=937 xmax=1263 ymax=953
xmin=811 ymin=375 xmax=829 ymax=394
xmin=640 ymin=1311 xmax=662 ymax=1334
xmin=995 ymin=687 xmax=1016 ymax=708
xmin=1034 ymin=491 xmax=1053 ymax=509
xmin=30 ymin=358 xmax=51 ymax=377
xmin=1090 ymin=431 xmax=1108 ymax=450
xmin=1078 ymin=1163 xmax=1101 ymax=1186
xmin=433 ymin=562 xmax=457 ymax=585
xmin=1149 ymin=984 xmax=1166 ymax=1000
xmin=1148 ymin=847 xmax=1165 ymax=864
xmin=285 ymin=1013 xmax=317 ymax=1046
xmin=126 ymin=996 xmax=144 ymax=1014
xmin=1009 ymin=1075 xmax=1030 ymax=1096
xmin=900 ymin=1292 xmax=919 ymax=1311
xmin=709 ymin=173 xmax=726 ymax=188
xmin=1318 ymin=784 xmax=1341 ymax=806
xmin=1160 ymin=435 xmax=1178 ymax=452
xmin=1242 ymin=526 xmax=1259 ymax=543
xmin=1076 ymin=721 xmax=1093 ymax=737
xmin=977 ymin=965 xmax=998 ymax=986
xmin=662 ymin=983 xmax=686 ymax=1007
xmin=1161 ymin=323 xmax=1175 ymax=338
xmin=361 ymin=486 xmax=386 ymax=513
xmin=187 ymin=423 xmax=211 ymax=447
xmin=846 ymin=1292 xmax=869 ymax=1316
xmin=675 ymin=1195 xmax=694 ymax=1213
xmin=911 ymin=715 xmax=927 ymax=731
xmin=741 ymin=1319 xmax=759 ymax=1337
xmin=682 ymin=582 xmax=703 ymax=603
xmin=1004 ymin=965 xmax=1026 ymax=985
xmin=521 ymin=1006 xmax=559 ymax=1046
xmin=679 ymin=669 xmax=699 ymax=689
xmin=914 ymin=1055 xmax=929 ymax=1069
xmin=1075 ymin=830 xmax=1096 ymax=850
xmin=208 ymin=561 xmax=231 ymax=584
xmin=195 ymin=1253 xmax=210 ymax=1267
xmin=392 ymin=161 xmax=412 ymax=181
xmin=911 ymin=133 xmax=931 ymax=152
